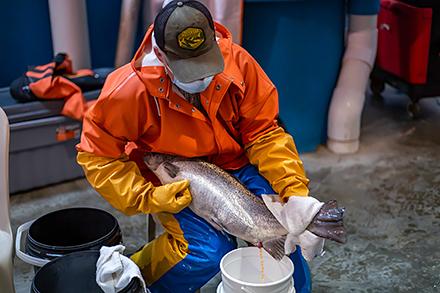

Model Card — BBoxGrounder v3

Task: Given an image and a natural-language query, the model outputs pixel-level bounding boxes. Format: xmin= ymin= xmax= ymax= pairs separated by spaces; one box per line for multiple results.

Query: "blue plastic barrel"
xmin=0 ymin=1 xmax=53 ymax=88
xmin=0 ymin=1 xmax=125 ymax=88
xmin=243 ymin=0 xmax=346 ymax=152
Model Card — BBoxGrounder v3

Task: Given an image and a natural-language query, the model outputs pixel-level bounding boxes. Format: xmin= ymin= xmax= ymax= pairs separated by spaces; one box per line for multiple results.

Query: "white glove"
xmin=262 ymin=195 xmax=325 ymax=261
xmin=262 ymin=195 xmax=324 ymax=235
xmin=96 ymin=245 xmax=149 ymax=293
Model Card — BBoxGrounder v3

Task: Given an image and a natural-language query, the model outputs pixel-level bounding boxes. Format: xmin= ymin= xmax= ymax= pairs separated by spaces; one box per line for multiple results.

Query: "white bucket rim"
xmin=217 ymin=281 xmax=295 ymax=293
xmin=15 ymin=220 xmax=50 ymax=267
xmin=220 ymin=247 xmax=294 ymax=288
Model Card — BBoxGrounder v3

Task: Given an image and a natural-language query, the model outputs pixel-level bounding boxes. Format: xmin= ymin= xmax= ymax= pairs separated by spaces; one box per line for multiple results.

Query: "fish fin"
xmin=308 ymin=221 xmax=347 ymax=244
xmin=207 ymin=218 xmax=223 ymax=231
xmin=307 ymin=199 xmax=347 ymax=244
xmin=206 ymin=216 xmax=228 ymax=233
xmin=163 ymin=162 xmax=180 ymax=178
xmin=263 ymin=236 xmax=286 ymax=261
xmin=324 ymin=200 xmax=338 ymax=209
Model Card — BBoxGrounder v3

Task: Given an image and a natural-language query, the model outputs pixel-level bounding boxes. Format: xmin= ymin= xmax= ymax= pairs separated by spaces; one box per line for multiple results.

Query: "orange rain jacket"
xmin=77 ymin=23 xmax=309 ymax=215
xmin=11 ymin=54 xmax=95 ymax=120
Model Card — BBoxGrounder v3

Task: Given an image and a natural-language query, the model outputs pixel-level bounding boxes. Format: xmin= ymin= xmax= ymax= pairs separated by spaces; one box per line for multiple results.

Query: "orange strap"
xmin=26 ymin=54 xmax=93 ymax=120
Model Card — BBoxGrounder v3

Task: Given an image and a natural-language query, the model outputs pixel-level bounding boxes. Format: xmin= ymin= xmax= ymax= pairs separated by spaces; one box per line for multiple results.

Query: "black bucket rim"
xmin=27 ymin=207 xmax=120 ymax=252
xmin=31 ymin=250 xmax=141 ymax=293
xmin=119 ymin=277 xmax=141 ymax=293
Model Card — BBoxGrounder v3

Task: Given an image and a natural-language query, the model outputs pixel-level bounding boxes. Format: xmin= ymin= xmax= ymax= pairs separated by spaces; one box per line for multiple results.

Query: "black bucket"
xmin=31 ymin=250 xmax=142 ymax=293
xmin=25 ymin=208 xmax=122 ymax=265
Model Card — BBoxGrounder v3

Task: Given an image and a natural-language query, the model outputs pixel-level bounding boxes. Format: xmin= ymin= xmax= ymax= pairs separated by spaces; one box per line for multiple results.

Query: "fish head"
xmin=144 ymin=152 xmax=182 ymax=183
xmin=144 ymin=152 xmax=173 ymax=171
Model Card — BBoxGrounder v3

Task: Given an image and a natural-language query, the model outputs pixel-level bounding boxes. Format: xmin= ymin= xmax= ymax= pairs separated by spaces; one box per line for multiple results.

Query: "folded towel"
xmin=96 ymin=245 xmax=149 ymax=293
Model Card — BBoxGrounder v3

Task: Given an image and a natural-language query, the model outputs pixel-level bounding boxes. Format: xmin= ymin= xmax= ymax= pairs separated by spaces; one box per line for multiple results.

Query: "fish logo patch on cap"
xmin=177 ymin=27 xmax=205 ymax=50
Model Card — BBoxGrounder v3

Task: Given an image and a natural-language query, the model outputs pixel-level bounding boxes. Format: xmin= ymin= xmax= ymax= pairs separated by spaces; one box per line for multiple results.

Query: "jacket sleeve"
xmin=77 ymin=152 xmax=160 ymax=215
xmin=245 ymin=128 xmax=310 ymax=200
xmin=76 ymin=68 xmax=154 ymax=215
xmin=233 ymin=45 xmax=310 ymax=200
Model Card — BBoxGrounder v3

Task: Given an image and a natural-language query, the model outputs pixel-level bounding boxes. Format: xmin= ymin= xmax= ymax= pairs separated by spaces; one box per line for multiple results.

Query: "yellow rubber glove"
xmin=151 ymin=180 xmax=192 ymax=213
xmin=77 ymin=151 xmax=192 ymax=215
xmin=245 ymin=127 xmax=309 ymax=201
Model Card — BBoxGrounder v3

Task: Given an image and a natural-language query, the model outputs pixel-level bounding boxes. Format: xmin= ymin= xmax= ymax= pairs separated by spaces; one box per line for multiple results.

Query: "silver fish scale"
xmin=155 ymin=159 xmax=288 ymax=244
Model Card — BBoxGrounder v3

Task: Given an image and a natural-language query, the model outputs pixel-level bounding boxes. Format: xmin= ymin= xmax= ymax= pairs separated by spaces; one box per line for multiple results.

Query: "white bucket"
xmin=218 ymin=247 xmax=294 ymax=293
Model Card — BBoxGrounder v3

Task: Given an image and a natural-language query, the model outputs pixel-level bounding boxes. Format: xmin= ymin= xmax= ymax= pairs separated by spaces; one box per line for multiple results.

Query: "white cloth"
xmin=96 ymin=245 xmax=149 ymax=293
xmin=262 ymin=195 xmax=325 ymax=261
xmin=285 ymin=231 xmax=325 ymax=262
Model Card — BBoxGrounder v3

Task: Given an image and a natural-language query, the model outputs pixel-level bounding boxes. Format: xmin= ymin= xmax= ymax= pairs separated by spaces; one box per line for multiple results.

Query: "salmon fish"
xmin=144 ymin=153 xmax=289 ymax=260
xmin=144 ymin=153 xmax=347 ymax=260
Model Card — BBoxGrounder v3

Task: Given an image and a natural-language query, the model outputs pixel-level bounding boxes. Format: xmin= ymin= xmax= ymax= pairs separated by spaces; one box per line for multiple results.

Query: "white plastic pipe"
xmin=115 ymin=0 xmax=141 ymax=67
xmin=48 ymin=0 xmax=91 ymax=71
xmin=327 ymin=15 xmax=378 ymax=154
xmin=201 ymin=0 xmax=243 ymax=43
xmin=0 ymin=107 xmax=14 ymax=293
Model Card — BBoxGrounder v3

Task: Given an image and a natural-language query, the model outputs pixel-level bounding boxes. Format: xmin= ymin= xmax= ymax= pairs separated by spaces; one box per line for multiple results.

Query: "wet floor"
xmin=10 ymin=87 xmax=440 ymax=292
xmin=305 ymin=90 xmax=440 ymax=292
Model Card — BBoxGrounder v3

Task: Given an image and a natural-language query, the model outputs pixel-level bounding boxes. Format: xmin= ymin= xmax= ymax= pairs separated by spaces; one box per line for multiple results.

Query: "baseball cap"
xmin=154 ymin=0 xmax=224 ymax=83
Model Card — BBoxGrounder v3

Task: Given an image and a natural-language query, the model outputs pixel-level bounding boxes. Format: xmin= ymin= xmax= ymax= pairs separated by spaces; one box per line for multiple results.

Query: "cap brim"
xmin=165 ymin=43 xmax=224 ymax=83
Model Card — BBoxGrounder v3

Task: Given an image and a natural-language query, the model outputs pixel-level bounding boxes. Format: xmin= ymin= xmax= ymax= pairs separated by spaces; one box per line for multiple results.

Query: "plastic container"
xmin=0 ymin=79 xmax=108 ymax=194
xmin=31 ymin=250 xmax=141 ymax=293
xmin=242 ymin=0 xmax=347 ymax=152
xmin=377 ymin=0 xmax=433 ymax=84
xmin=16 ymin=208 xmax=122 ymax=269
xmin=218 ymin=247 xmax=294 ymax=293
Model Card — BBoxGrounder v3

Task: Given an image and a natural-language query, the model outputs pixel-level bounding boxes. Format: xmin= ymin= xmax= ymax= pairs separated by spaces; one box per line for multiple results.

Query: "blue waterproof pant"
xmin=149 ymin=164 xmax=311 ymax=292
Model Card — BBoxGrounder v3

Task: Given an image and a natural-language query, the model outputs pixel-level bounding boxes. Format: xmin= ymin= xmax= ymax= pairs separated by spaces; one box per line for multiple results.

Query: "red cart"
xmin=371 ymin=0 xmax=440 ymax=118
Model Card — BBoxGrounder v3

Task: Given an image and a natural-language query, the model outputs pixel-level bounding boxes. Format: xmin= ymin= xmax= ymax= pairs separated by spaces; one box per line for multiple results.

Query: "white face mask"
xmin=172 ymin=75 xmax=214 ymax=94
xmin=156 ymin=46 xmax=214 ymax=94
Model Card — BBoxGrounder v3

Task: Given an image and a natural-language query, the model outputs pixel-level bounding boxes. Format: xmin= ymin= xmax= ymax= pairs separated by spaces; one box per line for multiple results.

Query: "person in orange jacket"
xmin=77 ymin=1 xmax=313 ymax=292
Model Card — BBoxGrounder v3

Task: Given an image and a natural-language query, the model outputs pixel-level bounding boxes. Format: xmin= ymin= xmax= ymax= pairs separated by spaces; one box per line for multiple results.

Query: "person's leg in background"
xmin=230 ymin=164 xmax=312 ymax=293
xmin=131 ymin=209 xmax=237 ymax=293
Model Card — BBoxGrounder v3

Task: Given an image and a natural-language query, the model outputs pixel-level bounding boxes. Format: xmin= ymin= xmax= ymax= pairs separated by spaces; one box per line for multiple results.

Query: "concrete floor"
xmin=10 ymin=87 xmax=440 ymax=292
